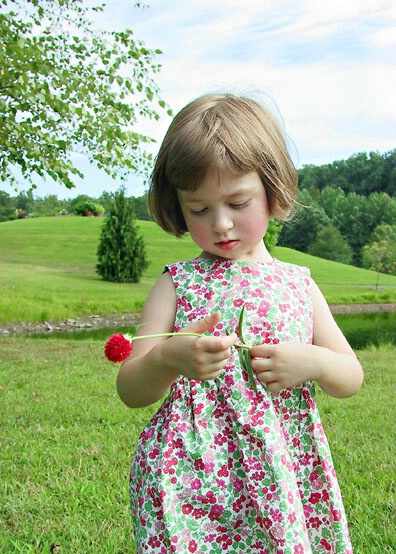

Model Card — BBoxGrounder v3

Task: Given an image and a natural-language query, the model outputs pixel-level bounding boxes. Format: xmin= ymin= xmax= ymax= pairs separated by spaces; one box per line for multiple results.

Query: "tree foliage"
xmin=298 ymin=150 xmax=396 ymax=196
xmin=362 ymin=225 xmax=396 ymax=280
xmin=0 ymin=0 xmax=170 ymax=191
xmin=96 ymin=188 xmax=149 ymax=283
xmin=280 ymin=185 xmax=396 ymax=269
xmin=308 ymin=225 xmax=353 ymax=265
xmin=264 ymin=220 xmax=282 ymax=253
xmin=278 ymin=190 xmax=330 ymax=253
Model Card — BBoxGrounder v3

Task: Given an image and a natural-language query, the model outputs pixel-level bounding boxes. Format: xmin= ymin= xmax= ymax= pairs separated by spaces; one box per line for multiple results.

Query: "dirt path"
xmin=1 ymin=304 xmax=395 ymax=337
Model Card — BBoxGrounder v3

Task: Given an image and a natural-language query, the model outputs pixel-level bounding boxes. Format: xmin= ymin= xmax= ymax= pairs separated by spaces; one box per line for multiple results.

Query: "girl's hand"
xmin=161 ymin=311 xmax=237 ymax=382
xmin=249 ymin=342 xmax=319 ymax=394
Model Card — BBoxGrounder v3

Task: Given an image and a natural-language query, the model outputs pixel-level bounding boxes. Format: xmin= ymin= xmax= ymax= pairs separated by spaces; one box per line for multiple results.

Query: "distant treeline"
xmin=298 ymin=150 xmax=395 ymax=196
xmin=1 ymin=149 xmax=395 ymax=272
xmin=278 ymin=150 xmax=396 ymax=269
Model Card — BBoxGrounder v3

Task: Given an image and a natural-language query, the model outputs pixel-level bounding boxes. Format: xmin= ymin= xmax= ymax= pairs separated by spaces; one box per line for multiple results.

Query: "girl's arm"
xmin=309 ymin=281 xmax=364 ymax=397
xmin=250 ymin=281 xmax=364 ymax=398
xmin=116 ymin=271 xmax=237 ymax=408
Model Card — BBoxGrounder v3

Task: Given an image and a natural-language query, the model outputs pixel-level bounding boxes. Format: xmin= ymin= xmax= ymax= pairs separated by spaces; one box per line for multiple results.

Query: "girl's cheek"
xmin=186 ymin=220 xmax=210 ymax=243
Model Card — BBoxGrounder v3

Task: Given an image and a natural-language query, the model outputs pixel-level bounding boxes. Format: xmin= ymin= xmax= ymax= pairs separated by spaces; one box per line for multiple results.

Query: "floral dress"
xmin=130 ymin=258 xmax=353 ymax=554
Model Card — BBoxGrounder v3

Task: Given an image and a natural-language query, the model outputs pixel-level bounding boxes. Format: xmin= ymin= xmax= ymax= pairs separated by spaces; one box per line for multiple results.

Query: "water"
xmin=334 ymin=312 xmax=396 ymax=349
xmin=28 ymin=312 xmax=396 ymax=350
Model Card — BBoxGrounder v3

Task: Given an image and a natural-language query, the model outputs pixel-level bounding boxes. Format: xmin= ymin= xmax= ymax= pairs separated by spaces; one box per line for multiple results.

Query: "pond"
xmin=29 ymin=311 xmax=396 ymax=350
xmin=334 ymin=312 xmax=396 ymax=349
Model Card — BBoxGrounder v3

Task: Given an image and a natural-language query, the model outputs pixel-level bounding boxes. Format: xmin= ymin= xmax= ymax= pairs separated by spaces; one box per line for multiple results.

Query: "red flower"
xmin=104 ymin=333 xmax=132 ymax=363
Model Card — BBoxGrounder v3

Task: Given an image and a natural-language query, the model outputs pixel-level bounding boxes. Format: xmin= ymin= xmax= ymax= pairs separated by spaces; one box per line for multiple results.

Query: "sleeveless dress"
xmin=130 ymin=258 xmax=353 ymax=554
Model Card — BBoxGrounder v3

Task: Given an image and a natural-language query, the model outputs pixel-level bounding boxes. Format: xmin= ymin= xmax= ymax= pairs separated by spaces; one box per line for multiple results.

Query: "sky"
xmin=17 ymin=0 xmax=396 ymax=198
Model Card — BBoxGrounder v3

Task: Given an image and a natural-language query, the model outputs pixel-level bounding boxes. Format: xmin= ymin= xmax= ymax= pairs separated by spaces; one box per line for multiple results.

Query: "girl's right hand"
xmin=161 ymin=311 xmax=237 ymax=382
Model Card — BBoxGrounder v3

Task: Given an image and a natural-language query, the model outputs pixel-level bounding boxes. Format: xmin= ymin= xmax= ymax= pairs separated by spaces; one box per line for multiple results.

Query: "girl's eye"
xmin=230 ymin=200 xmax=249 ymax=209
xmin=190 ymin=207 xmax=207 ymax=215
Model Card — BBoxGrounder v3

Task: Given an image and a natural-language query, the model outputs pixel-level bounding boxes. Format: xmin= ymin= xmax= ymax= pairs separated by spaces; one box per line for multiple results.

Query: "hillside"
xmin=0 ymin=216 xmax=395 ymax=324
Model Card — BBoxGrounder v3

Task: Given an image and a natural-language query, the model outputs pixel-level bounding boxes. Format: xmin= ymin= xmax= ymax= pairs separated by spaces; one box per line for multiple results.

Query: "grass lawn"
xmin=0 ymin=338 xmax=395 ymax=553
xmin=1 ymin=216 xmax=396 ymax=324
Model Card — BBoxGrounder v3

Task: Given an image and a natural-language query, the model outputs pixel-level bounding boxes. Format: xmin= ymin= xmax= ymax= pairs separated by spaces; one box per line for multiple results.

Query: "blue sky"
xmin=17 ymin=0 xmax=396 ymax=198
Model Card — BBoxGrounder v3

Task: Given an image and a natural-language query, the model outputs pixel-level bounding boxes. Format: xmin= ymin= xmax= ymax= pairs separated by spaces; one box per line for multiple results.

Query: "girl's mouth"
xmin=215 ymin=240 xmax=239 ymax=251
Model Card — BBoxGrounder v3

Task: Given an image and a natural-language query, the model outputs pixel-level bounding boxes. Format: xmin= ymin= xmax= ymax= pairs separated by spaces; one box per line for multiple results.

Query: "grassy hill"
xmin=1 ymin=216 xmax=396 ymax=324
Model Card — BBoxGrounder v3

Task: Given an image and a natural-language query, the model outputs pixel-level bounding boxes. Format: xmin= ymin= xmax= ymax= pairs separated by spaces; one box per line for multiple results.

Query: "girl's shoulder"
xmin=272 ymin=259 xmax=312 ymax=278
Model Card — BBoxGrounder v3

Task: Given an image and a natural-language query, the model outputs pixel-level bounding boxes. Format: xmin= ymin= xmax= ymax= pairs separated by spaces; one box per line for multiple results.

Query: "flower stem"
xmin=127 ymin=332 xmax=203 ymax=341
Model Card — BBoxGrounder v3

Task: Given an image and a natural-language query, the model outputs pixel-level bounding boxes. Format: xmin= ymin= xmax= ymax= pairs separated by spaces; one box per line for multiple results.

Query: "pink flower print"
xmin=258 ymin=300 xmax=271 ymax=317
xmin=331 ymin=508 xmax=342 ymax=522
xmin=233 ymin=298 xmax=244 ymax=308
xmin=182 ymin=503 xmax=193 ymax=515
xmin=231 ymin=475 xmax=244 ymax=493
xmin=192 ymin=507 xmax=206 ymax=519
xmin=270 ymin=508 xmax=284 ymax=523
xmin=294 ymin=545 xmax=304 ymax=554
xmin=277 ymin=320 xmax=285 ymax=331
xmin=322 ymin=489 xmax=330 ymax=501
xmin=194 ymin=459 xmax=205 ymax=471
xmin=218 ymin=464 xmax=229 ymax=478
xmin=149 ymin=447 xmax=160 ymax=460
xmin=320 ymin=538 xmax=332 ymax=551
xmin=191 ymin=478 xmax=202 ymax=490
xmin=188 ymin=539 xmax=198 ymax=552
xmin=308 ymin=492 xmax=321 ymax=504
xmin=208 ymin=504 xmax=224 ymax=521
xmin=182 ymin=472 xmax=195 ymax=485
xmin=214 ymin=433 xmax=227 ymax=446
xmin=292 ymin=437 xmax=300 ymax=448
xmin=309 ymin=516 xmax=321 ymax=529
xmin=271 ymin=523 xmax=286 ymax=540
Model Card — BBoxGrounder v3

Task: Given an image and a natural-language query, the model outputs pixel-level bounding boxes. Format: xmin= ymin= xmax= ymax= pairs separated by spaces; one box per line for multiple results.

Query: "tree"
xmin=308 ymin=225 xmax=353 ymax=265
xmin=264 ymin=220 xmax=282 ymax=253
xmin=362 ymin=224 xmax=396 ymax=282
xmin=0 ymin=0 xmax=170 ymax=191
xmin=0 ymin=190 xmax=16 ymax=221
xmin=96 ymin=188 xmax=148 ymax=282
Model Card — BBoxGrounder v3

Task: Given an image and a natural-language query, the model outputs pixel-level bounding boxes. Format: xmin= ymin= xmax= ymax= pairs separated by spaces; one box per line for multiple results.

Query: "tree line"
xmin=278 ymin=149 xmax=396 ymax=275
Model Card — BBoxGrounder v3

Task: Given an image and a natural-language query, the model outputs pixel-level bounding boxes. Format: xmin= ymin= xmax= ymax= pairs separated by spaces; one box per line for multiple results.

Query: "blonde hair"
xmin=148 ymin=93 xmax=297 ymax=237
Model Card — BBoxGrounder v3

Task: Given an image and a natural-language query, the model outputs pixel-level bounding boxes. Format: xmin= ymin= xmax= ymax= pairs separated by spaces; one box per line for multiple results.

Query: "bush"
xmin=74 ymin=200 xmax=96 ymax=216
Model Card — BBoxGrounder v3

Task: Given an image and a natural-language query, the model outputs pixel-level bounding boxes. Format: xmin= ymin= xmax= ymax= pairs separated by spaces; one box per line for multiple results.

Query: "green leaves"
xmin=234 ymin=305 xmax=258 ymax=393
xmin=0 ymin=0 xmax=172 ymax=191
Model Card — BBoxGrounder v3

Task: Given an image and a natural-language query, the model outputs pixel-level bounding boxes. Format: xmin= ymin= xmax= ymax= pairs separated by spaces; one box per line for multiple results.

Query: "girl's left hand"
xmin=249 ymin=342 xmax=319 ymax=394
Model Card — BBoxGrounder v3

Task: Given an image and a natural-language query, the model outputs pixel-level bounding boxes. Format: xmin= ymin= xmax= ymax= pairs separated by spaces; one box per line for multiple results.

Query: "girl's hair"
xmin=148 ymin=93 xmax=298 ymax=237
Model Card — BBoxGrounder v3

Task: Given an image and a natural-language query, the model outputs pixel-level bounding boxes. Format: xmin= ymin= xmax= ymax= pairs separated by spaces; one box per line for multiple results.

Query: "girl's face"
xmin=177 ymin=170 xmax=272 ymax=262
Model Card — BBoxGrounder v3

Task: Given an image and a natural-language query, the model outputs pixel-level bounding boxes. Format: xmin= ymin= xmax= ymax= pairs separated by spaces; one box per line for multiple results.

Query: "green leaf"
xmin=237 ymin=346 xmax=257 ymax=393
xmin=242 ymin=348 xmax=257 ymax=393
xmin=238 ymin=304 xmax=246 ymax=344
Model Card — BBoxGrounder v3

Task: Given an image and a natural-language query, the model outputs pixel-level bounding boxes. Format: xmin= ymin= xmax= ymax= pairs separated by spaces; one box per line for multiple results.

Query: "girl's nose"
xmin=212 ymin=209 xmax=233 ymax=233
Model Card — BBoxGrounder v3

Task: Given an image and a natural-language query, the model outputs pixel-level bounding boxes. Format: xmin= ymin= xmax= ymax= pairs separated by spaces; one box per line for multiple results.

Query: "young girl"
xmin=117 ymin=93 xmax=363 ymax=554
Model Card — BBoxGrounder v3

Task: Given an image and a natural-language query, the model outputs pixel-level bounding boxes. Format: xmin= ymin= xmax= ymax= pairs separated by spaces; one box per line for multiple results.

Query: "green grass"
xmin=0 ymin=339 xmax=394 ymax=553
xmin=1 ymin=216 xmax=396 ymax=324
